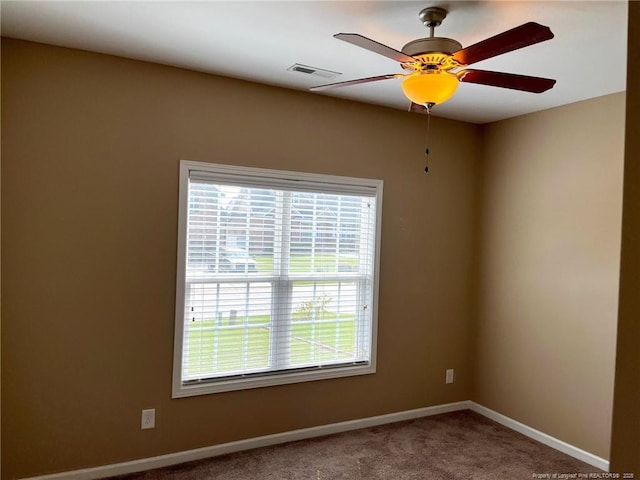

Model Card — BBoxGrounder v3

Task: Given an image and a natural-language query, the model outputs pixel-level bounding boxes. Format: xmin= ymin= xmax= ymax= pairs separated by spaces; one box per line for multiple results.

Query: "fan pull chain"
xmin=424 ymin=103 xmax=434 ymax=173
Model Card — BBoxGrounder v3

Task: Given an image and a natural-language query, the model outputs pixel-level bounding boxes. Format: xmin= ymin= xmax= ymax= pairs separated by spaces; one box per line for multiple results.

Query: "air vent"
xmin=287 ymin=64 xmax=341 ymax=80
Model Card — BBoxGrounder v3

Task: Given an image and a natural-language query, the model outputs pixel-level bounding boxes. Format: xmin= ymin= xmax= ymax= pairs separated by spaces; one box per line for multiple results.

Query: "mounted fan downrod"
xmin=310 ymin=6 xmax=556 ymax=171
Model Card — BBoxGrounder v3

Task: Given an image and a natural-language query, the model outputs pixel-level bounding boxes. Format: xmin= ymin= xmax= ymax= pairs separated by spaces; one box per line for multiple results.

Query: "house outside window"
xmin=173 ymin=161 xmax=383 ymax=397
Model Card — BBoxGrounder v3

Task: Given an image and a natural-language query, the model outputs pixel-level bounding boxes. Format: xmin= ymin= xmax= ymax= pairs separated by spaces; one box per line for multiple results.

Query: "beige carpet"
xmin=111 ymin=410 xmax=602 ymax=479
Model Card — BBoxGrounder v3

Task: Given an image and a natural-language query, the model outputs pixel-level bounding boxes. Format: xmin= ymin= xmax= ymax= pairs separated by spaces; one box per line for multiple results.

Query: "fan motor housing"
xmin=402 ymin=37 xmax=462 ymax=57
xmin=401 ymin=37 xmax=463 ymax=71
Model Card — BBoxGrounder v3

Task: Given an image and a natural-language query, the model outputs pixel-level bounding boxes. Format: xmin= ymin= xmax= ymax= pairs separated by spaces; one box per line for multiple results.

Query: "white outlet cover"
xmin=141 ymin=408 xmax=156 ymax=429
xmin=446 ymin=369 xmax=455 ymax=384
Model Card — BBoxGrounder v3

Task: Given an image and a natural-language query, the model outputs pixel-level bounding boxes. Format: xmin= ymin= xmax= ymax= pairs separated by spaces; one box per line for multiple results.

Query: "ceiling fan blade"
xmin=453 ymin=22 xmax=553 ymax=66
xmin=334 ymin=33 xmax=418 ymax=63
xmin=310 ymin=74 xmax=404 ymax=91
xmin=459 ymin=69 xmax=556 ymax=93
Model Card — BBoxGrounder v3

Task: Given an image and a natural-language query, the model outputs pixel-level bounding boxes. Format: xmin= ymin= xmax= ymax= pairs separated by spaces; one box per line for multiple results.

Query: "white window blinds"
xmin=173 ymin=161 xmax=382 ymax=396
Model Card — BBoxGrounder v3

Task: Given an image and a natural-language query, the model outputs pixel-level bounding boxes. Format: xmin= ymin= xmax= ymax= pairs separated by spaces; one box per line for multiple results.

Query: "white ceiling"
xmin=0 ymin=1 xmax=628 ymax=124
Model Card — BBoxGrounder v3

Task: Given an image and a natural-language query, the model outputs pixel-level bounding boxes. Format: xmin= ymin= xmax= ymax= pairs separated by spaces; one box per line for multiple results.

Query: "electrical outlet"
xmin=141 ymin=408 xmax=155 ymax=430
xmin=446 ymin=369 xmax=455 ymax=384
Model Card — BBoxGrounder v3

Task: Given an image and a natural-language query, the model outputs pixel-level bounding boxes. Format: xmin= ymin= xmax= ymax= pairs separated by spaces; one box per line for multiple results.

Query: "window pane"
xmin=290 ymin=281 xmax=363 ymax=366
xmin=289 ymin=192 xmax=372 ymax=274
xmin=175 ymin=163 xmax=380 ymax=395
xmin=183 ymin=282 xmax=272 ymax=380
xmin=186 ymin=184 xmax=276 ymax=278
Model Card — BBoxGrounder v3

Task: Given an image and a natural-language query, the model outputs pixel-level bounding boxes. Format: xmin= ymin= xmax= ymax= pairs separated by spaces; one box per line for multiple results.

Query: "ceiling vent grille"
xmin=287 ymin=64 xmax=341 ymax=79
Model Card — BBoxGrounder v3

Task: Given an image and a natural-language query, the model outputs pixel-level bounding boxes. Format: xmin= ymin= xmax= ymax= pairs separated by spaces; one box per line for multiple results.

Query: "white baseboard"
xmin=21 ymin=401 xmax=471 ymax=480
xmin=469 ymin=402 xmax=610 ymax=472
xmin=21 ymin=400 xmax=609 ymax=479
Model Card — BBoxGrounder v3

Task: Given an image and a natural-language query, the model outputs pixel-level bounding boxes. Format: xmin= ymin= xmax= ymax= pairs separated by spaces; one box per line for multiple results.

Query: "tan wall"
xmin=1 ymin=30 xmax=3 ymax=480
xmin=610 ymin=0 xmax=640 ymax=472
xmin=0 ymin=39 xmax=481 ymax=479
xmin=473 ymin=93 xmax=626 ymax=459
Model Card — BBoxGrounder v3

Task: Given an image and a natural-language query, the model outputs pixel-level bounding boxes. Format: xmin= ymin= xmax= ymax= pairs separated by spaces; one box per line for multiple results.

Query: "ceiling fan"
xmin=310 ymin=7 xmax=556 ymax=113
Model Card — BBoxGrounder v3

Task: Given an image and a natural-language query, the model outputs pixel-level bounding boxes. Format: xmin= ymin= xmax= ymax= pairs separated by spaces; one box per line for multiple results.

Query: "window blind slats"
xmin=188 ymin=170 xmax=378 ymax=197
xmin=175 ymin=162 xmax=381 ymax=395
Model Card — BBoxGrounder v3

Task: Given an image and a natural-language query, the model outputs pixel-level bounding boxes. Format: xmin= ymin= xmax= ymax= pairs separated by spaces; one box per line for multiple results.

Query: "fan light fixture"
xmin=310 ymin=6 xmax=556 ymax=173
xmin=401 ymin=70 xmax=459 ymax=106
xmin=310 ymin=7 xmax=556 ymax=112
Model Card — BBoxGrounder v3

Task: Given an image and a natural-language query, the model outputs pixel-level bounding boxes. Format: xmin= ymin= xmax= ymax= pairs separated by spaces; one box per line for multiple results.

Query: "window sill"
xmin=172 ymin=362 xmax=376 ymax=398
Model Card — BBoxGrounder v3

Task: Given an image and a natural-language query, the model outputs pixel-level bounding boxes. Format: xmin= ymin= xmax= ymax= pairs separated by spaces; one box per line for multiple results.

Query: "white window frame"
xmin=172 ymin=160 xmax=383 ymax=397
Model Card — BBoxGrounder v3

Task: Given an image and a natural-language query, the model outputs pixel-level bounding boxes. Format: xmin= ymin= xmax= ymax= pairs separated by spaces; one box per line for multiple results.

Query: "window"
xmin=173 ymin=161 xmax=383 ymax=397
